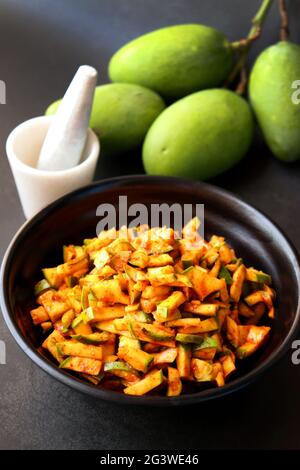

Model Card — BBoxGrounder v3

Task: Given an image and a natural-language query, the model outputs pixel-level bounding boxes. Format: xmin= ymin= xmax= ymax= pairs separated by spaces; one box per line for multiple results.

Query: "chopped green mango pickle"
xmin=29 ymin=218 xmax=274 ymax=396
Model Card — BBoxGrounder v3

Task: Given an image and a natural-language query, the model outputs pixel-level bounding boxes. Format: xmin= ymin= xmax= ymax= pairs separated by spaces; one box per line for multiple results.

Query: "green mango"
xmin=45 ymin=83 xmax=165 ymax=155
xmin=142 ymin=89 xmax=253 ymax=180
xmin=109 ymin=24 xmax=233 ymax=101
xmin=249 ymin=41 xmax=300 ymax=162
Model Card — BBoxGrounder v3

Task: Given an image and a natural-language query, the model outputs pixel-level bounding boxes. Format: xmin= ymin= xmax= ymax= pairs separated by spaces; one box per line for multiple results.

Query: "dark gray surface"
xmin=1 ymin=0 xmax=300 ymax=450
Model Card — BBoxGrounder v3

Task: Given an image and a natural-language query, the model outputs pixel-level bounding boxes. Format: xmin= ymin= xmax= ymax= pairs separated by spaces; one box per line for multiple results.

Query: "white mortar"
xmin=6 ymin=115 xmax=100 ymax=219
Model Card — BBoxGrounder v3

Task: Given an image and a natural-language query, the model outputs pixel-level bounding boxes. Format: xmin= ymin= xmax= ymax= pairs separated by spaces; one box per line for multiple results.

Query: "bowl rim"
xmin=1 ymin=174 xmax=300 ymax=406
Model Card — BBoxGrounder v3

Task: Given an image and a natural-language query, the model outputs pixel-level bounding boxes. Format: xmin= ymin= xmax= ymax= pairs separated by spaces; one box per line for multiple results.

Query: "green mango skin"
xmin=45 ymin=83 xmax=165 ymax=156
xmin=249 ymin=41 xmax=300 ymax=162
xmin=142 ymin=89 xmax=253 ymax=181
xmin=109 ymin=24 xmax=233 ymax=101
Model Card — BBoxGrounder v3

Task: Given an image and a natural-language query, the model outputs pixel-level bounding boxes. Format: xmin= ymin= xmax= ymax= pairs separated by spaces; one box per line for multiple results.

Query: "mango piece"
xmin=226 ymin=316 xmax=240 ymax=348
xmin=91 ymin=305 xmax=126 ymax=321
xmin=246 ymin=267 xmax=272 ymax=285
xmin=46 ymin=83 xmax=165 ymax=156
xmin=177 ymin=317 xmax=219 ymax=334
xmin=153 ymin=348 xmax=178 ymax=366
xmin=103 ymin=361 xmax=140 ymax=384
xmin=143 ymin=89 xmax=253 ymax=181
xmin=130 ymin=321 xmax=175 ymax=346
xmin=220 ymin=354 xmax=236 ymax=378
xmin=95 ymin=320 xmax=131 ymax=338
xmin=109 ymin=24 xmax=233 ymax=101
xmin=73 ymin=321 xmax=93 ymax=336
xmin=42 ymin=330 xmax=65 ymax=362
xmin=155 ymin=291 xmax=186 ymax=321
xmin=176 ymin=333 xmax=203 ymax=345
xmin=183 ymin=301 xmax=219 ymax=316
xmin=249 ymin=41 xmax=300 ymax=162
xmin=124 ymin=369 xmax=164 ymax=395
xmin=37 ymin=289 xmax=69 ymax=323
xmin=192 ymin=347 xmax=217 ymax=361
xmin=59 ymin=356 xmax=102 ymax=376
xmin=57 ymin=341 xmax=103 ymax=360
xmin=71 ymin=332 xmax=111 ymax=345
xmin=167 ymin=367 xmax=182 ymax=397
xmin=212 ymin=362 xmax=225 ymax=387
xmin=191 ymin=358 xmax=213 ymax=382
xmin=118 ymin=345 xmax=153 ymax=373
xmin=230 ymin=264 xmax=246 ymax=303
xmin=176 ymin=343 xmax=192 ymax=379
xmin=30 ymin=306 xmax=49 ymax=325
xmin=236 ymin=325 xmax=270 ymax=359
xmin=92 ymin=280 xmax=129 ymax=305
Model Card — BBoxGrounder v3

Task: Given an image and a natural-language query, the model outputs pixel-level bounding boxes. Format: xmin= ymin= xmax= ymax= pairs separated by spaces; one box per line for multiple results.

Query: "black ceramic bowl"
xmin=1 ymin=175 xmax=300 ymax=406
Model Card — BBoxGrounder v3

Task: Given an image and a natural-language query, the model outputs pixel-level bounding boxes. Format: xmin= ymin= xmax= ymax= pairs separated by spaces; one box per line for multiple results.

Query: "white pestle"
xmin=37 ymin=65 xmax=98 ymax=171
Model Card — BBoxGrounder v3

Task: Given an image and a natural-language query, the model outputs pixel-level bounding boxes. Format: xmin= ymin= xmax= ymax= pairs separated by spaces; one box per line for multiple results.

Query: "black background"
xmin=1 ymin=0 xmax=300 ymax=450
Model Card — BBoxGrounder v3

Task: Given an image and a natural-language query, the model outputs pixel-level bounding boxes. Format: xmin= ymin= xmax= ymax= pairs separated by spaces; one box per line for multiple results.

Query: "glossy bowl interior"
xmin=1 ymin=175 xmax=300 ymax=406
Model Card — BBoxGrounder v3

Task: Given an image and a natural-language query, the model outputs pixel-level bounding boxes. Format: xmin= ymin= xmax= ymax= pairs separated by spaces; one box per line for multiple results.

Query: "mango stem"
xmin=226 ymin=0 xmax=274 ymax=93
xmin=278 ymin=0 xmax=289 ymax=41
xmin=235 ymin=67 xmax=248 ymax=95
